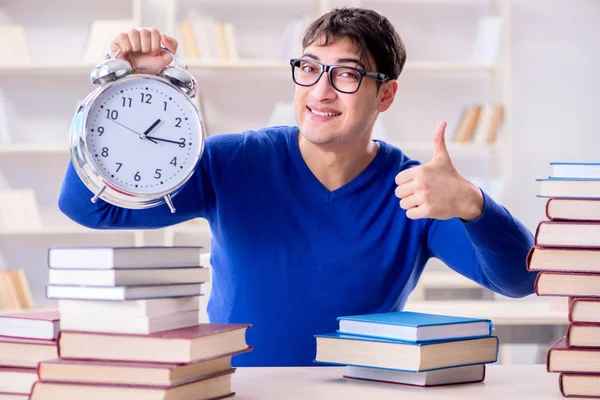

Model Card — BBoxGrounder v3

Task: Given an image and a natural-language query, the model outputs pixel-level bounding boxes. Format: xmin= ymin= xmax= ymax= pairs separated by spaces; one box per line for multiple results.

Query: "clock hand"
xmin=106 ymin=118 xmax=158 ymax=144
xmin=150 ymin=136 xmax=185 ymax=146
xmin=141 ymin=118 xmax=161 ymax=139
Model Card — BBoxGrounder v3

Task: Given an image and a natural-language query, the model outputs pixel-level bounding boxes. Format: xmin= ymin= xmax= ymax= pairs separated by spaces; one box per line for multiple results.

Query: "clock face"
xmin=84 ymin=76 xmax=203 ymax=196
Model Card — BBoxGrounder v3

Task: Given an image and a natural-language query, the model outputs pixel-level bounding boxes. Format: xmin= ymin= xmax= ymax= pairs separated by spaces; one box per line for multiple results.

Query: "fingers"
xmin=161 ymin=33 xmax=178 ymax=53
xmin=125 ymin=29 xmax=141 ymax=53
xmin=395 ymin=181 xmax=415 ymax=199
xmin=399 ymin=193 xmax=421 ymax=211
xmin=394 ymin=167 xmax=416 ymax=186
xmin=140 ymin=29 xmax=152 ymax=53
xmin=110 ymin=32 xmax=132 ymax=57
xmin=150 ymin=28 xmax=161 ymax=56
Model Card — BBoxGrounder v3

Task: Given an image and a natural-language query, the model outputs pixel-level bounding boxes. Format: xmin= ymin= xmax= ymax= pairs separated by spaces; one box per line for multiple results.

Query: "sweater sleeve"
xmin=58 ymin=133 xmax=244 ymax=229
xmin=425 ymin=190 xmax=538 ymax=298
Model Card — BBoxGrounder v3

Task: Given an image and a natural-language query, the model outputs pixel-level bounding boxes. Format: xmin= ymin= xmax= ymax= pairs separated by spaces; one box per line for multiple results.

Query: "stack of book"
xmin=314 ymin=311 xmax=499 ymax=387
xmin=532 ymin=161 xmax=600 ymax=398
xmin=0 ymin=311 xmax=59 ymax=399
xmin=31 ymin=245 xmax=252 ymax=399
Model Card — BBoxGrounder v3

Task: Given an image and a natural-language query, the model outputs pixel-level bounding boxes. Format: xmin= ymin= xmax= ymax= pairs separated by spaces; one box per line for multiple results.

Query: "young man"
xmin=59 ymin=8 xmax=537 ymax=366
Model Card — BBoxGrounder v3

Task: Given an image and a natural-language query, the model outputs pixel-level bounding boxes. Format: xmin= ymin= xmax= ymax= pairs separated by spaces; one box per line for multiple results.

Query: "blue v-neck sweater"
xmin=58 ymin=126 xmax=537 ymax=366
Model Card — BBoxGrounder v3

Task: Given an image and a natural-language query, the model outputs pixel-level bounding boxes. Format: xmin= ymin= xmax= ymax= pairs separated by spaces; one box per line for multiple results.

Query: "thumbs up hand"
xmin=394 ymin=121 xmax=484 ymax=221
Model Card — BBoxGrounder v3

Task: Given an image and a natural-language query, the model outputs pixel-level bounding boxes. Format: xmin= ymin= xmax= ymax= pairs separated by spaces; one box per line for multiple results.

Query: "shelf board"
xmin=0 ymin=142 xmax=69 ymax=154
xmin=392 ymin=140 xmax=500 ymax=157
xmin=0 ymin=226 xmax=140 ymax=236
xmin=0 ymin=60 xmax=499 ymax=75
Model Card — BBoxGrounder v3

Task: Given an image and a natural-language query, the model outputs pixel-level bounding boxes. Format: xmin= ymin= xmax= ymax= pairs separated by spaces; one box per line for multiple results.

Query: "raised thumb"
xmin=432 ymin=121 xmax=450 ymax=161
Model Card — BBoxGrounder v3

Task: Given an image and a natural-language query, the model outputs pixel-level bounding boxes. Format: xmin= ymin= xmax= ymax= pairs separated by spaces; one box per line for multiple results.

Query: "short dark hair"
xmin=302 ymin=7 xmax=407 ymax=80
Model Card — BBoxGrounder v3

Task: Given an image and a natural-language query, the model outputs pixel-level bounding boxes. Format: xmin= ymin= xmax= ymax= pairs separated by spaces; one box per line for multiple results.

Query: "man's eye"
xmin=340 ymin=71 xmax=359 ymax=80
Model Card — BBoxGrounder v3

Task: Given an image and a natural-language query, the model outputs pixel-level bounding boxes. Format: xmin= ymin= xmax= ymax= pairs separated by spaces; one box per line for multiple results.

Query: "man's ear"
xmin=378 ymin=80 xmax=398 ymax=112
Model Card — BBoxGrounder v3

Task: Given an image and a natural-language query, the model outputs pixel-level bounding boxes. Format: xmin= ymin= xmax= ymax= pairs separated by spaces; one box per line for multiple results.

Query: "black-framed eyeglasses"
xmin=290 ymin=58 xmax=391 ymax=94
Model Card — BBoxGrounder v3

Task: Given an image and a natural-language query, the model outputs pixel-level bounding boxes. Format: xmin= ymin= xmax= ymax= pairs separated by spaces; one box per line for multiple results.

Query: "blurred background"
xmin=0 ymin=0 xmax=597 ymax=364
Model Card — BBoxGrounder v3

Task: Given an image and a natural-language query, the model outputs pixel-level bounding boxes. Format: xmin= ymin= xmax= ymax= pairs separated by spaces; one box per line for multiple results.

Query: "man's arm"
xmin=395 ymin=121 xmax=537 ymax=297
xmin=58 ymin=158 xmax=213 ymax=229
xmin=425 ymin=190 xmax=537 ymax=298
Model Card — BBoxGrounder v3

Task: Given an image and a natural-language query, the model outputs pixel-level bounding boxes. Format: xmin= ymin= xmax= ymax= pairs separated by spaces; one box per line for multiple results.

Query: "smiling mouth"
xmin=307 ymin=106 xmax=341 ymax=117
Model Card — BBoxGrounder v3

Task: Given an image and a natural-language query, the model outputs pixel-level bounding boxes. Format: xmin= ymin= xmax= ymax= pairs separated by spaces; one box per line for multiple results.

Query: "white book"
xmin=344 ymin=364 xmax=485 ymax=387
xmin=48 ymin=267 xmax=209 ymax=287
xmin=46 ymin=283 xmax=203 ymax=301
xmin=59 ymin=309 xmax=200 ymax=334
xmin=58 ymin=296 xmax=201 ymax=317
xmin=471 ymin=16 xmax=502 ymax=64
xmin=0 ymin=25 xmax=30 ymax=65
xmin=0 ymin=189 xmax=42 ymax=231
xmin=47 ymin=246 xmax=203 ymax=269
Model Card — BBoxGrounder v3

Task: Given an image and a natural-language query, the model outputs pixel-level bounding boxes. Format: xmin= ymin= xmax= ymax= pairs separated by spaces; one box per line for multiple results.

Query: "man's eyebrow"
xmin=301 ymin=53 xmax=366 ymax=70
xmin=336 ymin=57 xmax=365 ymax=70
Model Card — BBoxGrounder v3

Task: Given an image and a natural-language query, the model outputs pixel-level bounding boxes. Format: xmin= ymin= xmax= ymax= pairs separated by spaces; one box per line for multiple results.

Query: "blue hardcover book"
xmin=337 ymin=311 xmax=493 ymax=342
xmin=550 ymin=162 xmax=600 ymax=179
xmin=314 ymin=332 xmax=499 ymax=372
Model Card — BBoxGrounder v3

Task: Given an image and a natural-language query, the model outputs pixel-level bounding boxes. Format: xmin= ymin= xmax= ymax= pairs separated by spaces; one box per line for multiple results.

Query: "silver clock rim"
xmin=69 ymin=74 xmax=205 ymax=209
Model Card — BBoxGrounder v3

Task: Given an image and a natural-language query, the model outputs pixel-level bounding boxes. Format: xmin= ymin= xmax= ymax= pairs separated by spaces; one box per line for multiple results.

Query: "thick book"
xmin=314 ymin=333 xmax=498 ymax=372
xmin=58 ymin=324 xmax=251 ymax=364
xmin=569 ymin=298 xmax=600 ymax=324
xmin=48 ymin=267 xmax=209 ymax=287
xmin=535 ymin=220 xmax=600 ymax=248
xmin=30 ymin=369 xmax=235 ymax=400
xmin=343 ymin=364 xmax=485 ymax=387
xmin=546 ymin=197 xmax=600 ymax=221
xmin=58 ymin=296 xmax=201 ymax=317
xmin=46 ymin=283 xmax=203 ymax=300
xmin=47 ymin=246 xmax=203 ymax=269
xmin=537 ymin=178 xmax=600 ymax=198
xmin=566 ymin=323 xmax=600 ymax=348
xmin=0 ymin=336 xmax=58 ymax=368
xmin=337 ymin=311 xmax=492 ymax=342
xmin=59 ymin=309 xmax=201 ymax=334
xmin=535 ymin=271 xmax=600 ymax=298
xmin=527 ymin=246 xmax=600 ymax=273
xmin=0 ymin=310 xmax=59 ymax=340
xmin=547 ymin=337 xmax=600 ymax=373
xmin=560 ymin=372 xmax=600 ymax=398
xmin=38 ymin=349 xmax=250 ymax=387
xmin=0 ymin=366 xmax=38 ymax=395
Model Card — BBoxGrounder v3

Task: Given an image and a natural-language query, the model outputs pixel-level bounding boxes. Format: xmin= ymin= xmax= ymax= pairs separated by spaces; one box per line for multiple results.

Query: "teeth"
xmin=310 ymin=108 xmax=340 ymax=117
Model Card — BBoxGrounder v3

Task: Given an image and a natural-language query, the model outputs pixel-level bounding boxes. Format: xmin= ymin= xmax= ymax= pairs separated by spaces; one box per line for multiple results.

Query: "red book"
xmin=546 ymin=197 xmax=600 ymax=222
xmin=0 ymin=310 xmax=60 ymax=340
xmin=38 ymin=347 xmax=252 ymax=387
xmin=547 ymin=337 xmax=600 ymax=373
xmin=534 ymin=271 xmax=600 ymax=298
xmin=569 ymin=297 xmax=600 ymax=324
xmin=30 ymin=369 xmax=235 ymax=400
xmin=534 ymin=220 xmax=600 ymax=249
xmin=58 ymin=323 xmax=251 ymax=364
xmin=560 ymin=372 xmax=600 ymax=398
xmin=0 ymin=366 xmax=38 ymax=395
xmin=0 ymin=336 xmax=58 ymax=368
xmin=526 ymin=246 xmax=600 ymax=274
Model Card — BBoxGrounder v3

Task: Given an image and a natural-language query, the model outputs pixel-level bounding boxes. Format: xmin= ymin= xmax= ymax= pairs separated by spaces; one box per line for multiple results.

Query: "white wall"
xmin=510 ymin=0 xmax=600 ymax=231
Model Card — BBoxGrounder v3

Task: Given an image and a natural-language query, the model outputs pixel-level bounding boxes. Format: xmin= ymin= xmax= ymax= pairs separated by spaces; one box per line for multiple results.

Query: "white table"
xmin=232 ymin=365 xmax=567 ymax=399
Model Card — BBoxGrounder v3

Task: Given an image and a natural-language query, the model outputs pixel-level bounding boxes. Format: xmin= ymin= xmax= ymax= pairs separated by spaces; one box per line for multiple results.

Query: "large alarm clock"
xmin=70 ymin=48 xmax=205 ymax=213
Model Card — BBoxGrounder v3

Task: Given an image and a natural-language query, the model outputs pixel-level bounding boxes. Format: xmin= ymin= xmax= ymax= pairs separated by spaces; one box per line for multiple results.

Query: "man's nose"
xmin=310 ymin=70 xmax=337 ymax=100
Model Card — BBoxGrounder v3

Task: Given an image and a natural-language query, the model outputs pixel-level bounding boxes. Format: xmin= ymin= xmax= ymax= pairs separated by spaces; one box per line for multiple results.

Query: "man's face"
xmin=294 ymin=36 xmax=387 ymax=147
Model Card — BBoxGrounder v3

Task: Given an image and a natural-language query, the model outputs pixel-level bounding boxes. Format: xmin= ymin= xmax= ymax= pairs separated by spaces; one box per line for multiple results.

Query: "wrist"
xmin=459 ymin=182 xmax=484 ymax=222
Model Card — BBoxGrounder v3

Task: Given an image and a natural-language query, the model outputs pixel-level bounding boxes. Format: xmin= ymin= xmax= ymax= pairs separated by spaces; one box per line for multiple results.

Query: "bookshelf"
xmin=0 ymin=0 xmax=512 ymax=307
